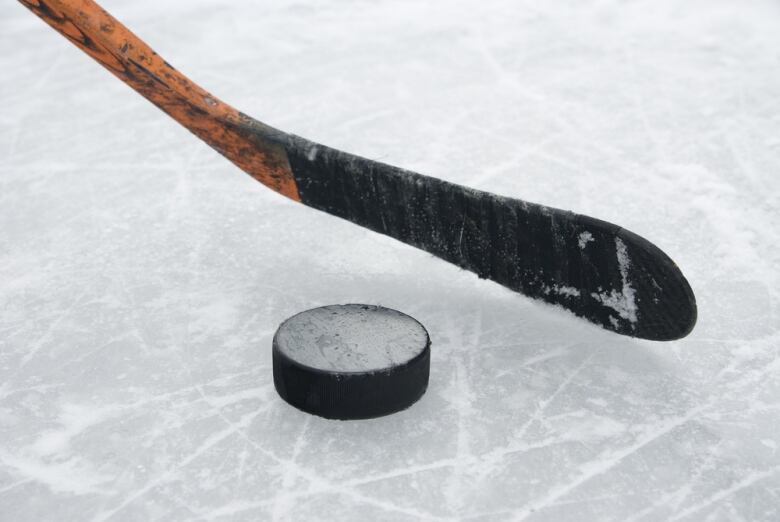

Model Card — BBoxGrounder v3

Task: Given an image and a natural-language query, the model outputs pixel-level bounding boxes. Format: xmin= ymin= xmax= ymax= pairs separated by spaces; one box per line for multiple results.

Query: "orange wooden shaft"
xmin=19 ymin=0 xmax=300 ymax=201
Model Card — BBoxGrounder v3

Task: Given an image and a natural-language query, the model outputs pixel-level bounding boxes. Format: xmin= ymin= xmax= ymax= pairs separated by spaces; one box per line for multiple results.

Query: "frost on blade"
xmin=578 ymin=231 xmax=594 ymax=249
xmin=590 ymin=237 xmax=638 ymax=324
xmin=542 ymin=284 xmax=581 ymax=298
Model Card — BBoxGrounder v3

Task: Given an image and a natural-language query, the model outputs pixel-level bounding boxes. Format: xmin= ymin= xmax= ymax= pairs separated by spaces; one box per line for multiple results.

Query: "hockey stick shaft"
xmin=19 ymin=0 xmax=300 ymax=200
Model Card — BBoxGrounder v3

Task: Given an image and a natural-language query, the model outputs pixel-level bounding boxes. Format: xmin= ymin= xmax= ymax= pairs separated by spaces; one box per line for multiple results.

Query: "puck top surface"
xmin=274 ymin=304 xmax=428 ymax=373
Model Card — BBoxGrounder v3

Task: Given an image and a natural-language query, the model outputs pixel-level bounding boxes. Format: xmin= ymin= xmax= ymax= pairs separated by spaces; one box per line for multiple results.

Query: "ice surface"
xmin=2 ymin=0 xmax=780 ymax=520
xmin=274 ymin=304 xmax=428 ymax=372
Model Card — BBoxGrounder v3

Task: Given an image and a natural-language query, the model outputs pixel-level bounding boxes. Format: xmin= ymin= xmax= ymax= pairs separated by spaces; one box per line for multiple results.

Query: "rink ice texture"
xmin=1 ymin=0 xmax=779 ymax=520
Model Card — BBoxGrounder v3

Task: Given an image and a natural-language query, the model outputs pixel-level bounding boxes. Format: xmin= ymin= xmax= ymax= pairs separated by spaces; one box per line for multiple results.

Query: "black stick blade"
xmin=284 ymin=136 xmax=697 ymax=341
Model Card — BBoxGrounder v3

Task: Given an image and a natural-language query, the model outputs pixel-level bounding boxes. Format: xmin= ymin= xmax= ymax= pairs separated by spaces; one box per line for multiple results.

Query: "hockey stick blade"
xmin=19 ymin=0 xmax=697 ymax=340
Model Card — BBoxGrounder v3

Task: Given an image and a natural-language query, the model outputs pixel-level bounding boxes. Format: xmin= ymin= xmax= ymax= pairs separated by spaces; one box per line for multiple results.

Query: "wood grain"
xmin=19 ymin=0 xmax=300 ymax=201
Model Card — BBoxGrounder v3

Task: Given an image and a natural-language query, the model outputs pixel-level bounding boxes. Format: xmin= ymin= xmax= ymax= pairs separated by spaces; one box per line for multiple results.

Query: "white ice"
xmin=1 ymin=0 xmax=779 ymax=520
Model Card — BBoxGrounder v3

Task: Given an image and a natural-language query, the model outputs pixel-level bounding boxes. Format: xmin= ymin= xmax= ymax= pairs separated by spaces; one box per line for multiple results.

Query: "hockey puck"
xmin=272 ymin=304 xmax=431 ymax=420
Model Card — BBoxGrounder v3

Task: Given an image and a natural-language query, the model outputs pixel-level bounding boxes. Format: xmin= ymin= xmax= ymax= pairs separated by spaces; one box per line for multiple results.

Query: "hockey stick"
xmin=18 ymin=0 xmax=696 ymax=340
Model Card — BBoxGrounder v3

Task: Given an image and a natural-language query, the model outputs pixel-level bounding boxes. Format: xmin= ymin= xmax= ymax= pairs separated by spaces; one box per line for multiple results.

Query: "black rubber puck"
xmin=272 ymin=304 xmax=431 ymax=420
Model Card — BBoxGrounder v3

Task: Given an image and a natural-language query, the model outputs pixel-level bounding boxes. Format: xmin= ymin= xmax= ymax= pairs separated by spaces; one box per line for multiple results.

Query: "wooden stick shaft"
xmin=19 ymin=0 xmax=300 ymax=200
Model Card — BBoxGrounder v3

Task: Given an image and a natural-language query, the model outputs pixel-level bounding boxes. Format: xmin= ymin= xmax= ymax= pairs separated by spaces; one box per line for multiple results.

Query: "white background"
xmin=1 ymin=0 xmax=779 ymax=520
